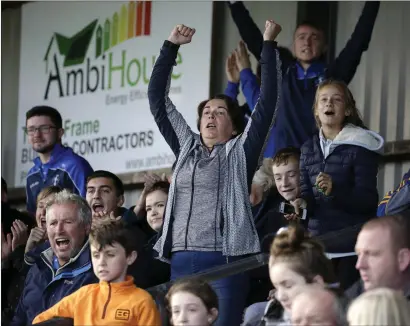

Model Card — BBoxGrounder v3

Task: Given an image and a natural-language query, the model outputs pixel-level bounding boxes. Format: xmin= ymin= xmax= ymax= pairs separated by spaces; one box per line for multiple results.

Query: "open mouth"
xmin=206 ymin=123 xmax=216 ymax=129
xmin=40 ymin=218 xmax=46 ymax=228
xmin=324 ymin=111 xmax=335 ymax=116
xmin=55 ymin=238 xmax=70 ymax=249
xmin=92 ymin=203 xmax=105 ymax=213
xmin=282 ymin=189 xmax=294 ymax=193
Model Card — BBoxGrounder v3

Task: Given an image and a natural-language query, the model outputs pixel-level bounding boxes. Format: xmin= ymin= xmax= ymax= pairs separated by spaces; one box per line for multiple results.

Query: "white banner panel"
xmin=15 ymin=1 xmax=213 ymax=187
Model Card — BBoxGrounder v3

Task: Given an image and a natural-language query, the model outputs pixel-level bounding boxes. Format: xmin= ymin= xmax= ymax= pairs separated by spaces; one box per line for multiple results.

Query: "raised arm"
xmin=147 ymin=25 xmax=197 ymax=157
xmin=224 ymin=52 xmax=240 ymax=101
xmin=327 ymin=1 xmax=380 ymax=84
xmin=240 ymin=69 xmax=260 ymax=111
xmin=227 ymin=1 xmax=264 ymax=60
xmin=234 ymin=40 xmax=261 ymax=111
xmin=242 ymin=20 xmax=282 ymax=183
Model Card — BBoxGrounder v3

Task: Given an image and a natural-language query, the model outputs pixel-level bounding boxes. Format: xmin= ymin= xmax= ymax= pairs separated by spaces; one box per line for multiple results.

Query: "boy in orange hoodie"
xmin=33 ymin=219 xmax=161 ymax=325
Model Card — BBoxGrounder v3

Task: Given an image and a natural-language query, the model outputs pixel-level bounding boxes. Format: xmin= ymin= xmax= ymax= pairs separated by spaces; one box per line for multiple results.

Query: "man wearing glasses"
xmin=25 ymin=106 xmax=93 ymax=215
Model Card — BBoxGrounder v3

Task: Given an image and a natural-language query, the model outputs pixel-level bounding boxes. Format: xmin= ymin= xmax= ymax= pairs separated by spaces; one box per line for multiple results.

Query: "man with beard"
xmin=25 ymin=106 xmax=93 ymax=215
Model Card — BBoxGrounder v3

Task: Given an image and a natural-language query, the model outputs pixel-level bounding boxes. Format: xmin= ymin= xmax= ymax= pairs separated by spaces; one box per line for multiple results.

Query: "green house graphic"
xmin=43 ymin=2 xmax=152 ymax=72
xmin=44 ymin=19 xmax=98 ymax=72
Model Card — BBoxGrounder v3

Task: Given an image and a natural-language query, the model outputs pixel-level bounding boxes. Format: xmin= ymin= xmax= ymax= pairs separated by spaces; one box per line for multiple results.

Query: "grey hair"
xmin=252 ymin=158 xmax=276 ymax=192
xmin=45 ymin=189 xmax=92 ymax=226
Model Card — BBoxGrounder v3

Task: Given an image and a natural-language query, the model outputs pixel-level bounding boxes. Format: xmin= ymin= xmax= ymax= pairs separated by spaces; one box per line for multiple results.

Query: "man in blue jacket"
xmin=227 ymin=1 xmax=380 ymax=155
xmin=25 ymin=106 xmax=93 ymax=215
xmin=11 ymin=191 xmax=97 ymax=326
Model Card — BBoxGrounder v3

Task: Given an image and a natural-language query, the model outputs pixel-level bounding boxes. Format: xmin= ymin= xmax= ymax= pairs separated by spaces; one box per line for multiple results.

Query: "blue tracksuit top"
xmin=227 ymin=1 xmax=380 ymax=156
xmin=25 ymin=143 xmax=93 ymax=214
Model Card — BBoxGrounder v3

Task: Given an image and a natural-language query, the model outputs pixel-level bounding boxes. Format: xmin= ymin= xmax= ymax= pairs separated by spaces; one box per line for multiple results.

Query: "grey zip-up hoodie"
xmin=147 ymin=40 xmax=281 ymax=262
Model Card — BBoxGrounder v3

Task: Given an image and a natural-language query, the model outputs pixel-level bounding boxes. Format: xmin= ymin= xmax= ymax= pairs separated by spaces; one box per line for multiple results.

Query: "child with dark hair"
xmin=165 ymin=279 xmax=219 ymax=325
xmin=32 ymin=219 xmax=161 ymax=325
xmin=141 ymin=179 xmax=171 ymax=287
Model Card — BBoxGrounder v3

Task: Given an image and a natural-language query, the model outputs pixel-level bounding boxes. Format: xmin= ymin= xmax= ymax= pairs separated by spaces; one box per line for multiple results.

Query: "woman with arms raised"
xmin=148 ymin=21 xmax=282 ymax=326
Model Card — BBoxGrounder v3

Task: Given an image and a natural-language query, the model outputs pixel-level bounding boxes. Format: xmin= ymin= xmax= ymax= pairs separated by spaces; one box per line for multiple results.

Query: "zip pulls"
xmin=102 ymin=282 xmax=112 ymax=319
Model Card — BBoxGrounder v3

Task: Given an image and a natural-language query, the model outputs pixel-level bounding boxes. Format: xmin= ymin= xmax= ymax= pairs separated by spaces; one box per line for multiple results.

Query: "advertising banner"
xmin=15 ymin=1 xmax=213 ymax=187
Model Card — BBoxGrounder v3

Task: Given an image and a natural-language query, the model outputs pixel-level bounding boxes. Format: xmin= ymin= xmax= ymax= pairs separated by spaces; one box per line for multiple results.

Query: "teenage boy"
xmin=32 ymin=219 xmax=161 ymax=326
xmin=253 ymin=147 xmax=302 ymax=250
xmin=227 ymin=1 xmax=380 ymax=155
xmin=245 ymin=147 xmax=302 ymax=323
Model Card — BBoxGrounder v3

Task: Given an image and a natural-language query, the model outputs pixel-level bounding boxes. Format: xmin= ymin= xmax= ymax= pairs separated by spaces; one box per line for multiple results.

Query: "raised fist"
xmin=168 ymin=24 xmax=196 ymax=45
xmin=263 ymin=20 xmax=282 ymax=41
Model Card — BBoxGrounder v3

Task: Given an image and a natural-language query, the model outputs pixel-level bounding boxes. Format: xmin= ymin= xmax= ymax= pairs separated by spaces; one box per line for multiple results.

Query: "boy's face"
xmin=86 ymin=177 xmax=124 ymax=218
xmin=272 ymin=158 xmax=300 ymax=201
xmin=91 ymin=242 xmax=136 ymax=283
xmin=293 ymin=25 xmax=325 ymax=64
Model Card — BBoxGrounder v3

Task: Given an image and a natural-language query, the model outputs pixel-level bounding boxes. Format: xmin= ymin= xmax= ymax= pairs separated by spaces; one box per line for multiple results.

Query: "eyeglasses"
xmin=24 ymin=125 xmax=57 ymax=135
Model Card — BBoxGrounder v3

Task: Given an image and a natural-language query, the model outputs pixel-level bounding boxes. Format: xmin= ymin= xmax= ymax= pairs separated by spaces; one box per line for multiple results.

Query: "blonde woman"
xmin=25 ymin=186 xmax=64 ymax=254
xmin=347 ymin=288 xmax=410 ymax=326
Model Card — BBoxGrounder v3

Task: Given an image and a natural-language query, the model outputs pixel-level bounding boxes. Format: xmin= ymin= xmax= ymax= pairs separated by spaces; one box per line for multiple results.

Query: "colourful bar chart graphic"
xmin=96 ymin=1 xmax=152 ymax=58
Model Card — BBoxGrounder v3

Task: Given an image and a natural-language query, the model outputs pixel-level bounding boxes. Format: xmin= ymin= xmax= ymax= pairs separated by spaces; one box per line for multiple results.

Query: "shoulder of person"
xmin=350 ymin=144 xmax=382 ymax=161
xmin=300 ymin=136 xmax=317 ymax=153
xmin=344 ymin=279 xmax=363 ymax=302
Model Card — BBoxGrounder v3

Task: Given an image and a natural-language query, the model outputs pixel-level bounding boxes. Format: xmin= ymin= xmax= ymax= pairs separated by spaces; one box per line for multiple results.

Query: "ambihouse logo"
xmin=43 ymin=1 xmax=152 ymax=100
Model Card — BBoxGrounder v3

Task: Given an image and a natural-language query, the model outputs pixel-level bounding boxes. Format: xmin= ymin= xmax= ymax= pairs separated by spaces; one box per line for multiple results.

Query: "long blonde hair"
xmin=313 ymin=79 xmax=366 ymax=129
xmin=347 ymin=288 xmax=410 ymax=326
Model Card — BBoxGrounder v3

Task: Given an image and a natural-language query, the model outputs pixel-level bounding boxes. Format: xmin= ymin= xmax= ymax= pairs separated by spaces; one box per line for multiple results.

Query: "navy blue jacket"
xmin=11 ymin=241 xmax=97 ymax=326
xmin=122 ymin=207 xmax=170 ymax=287
xmin=300 ymin=128 xmax=382 ymax=252
xmin=26 ymin=144 xmax=93 ymax=214
xmin=228 ymin=1 xmax=380 ymax=155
